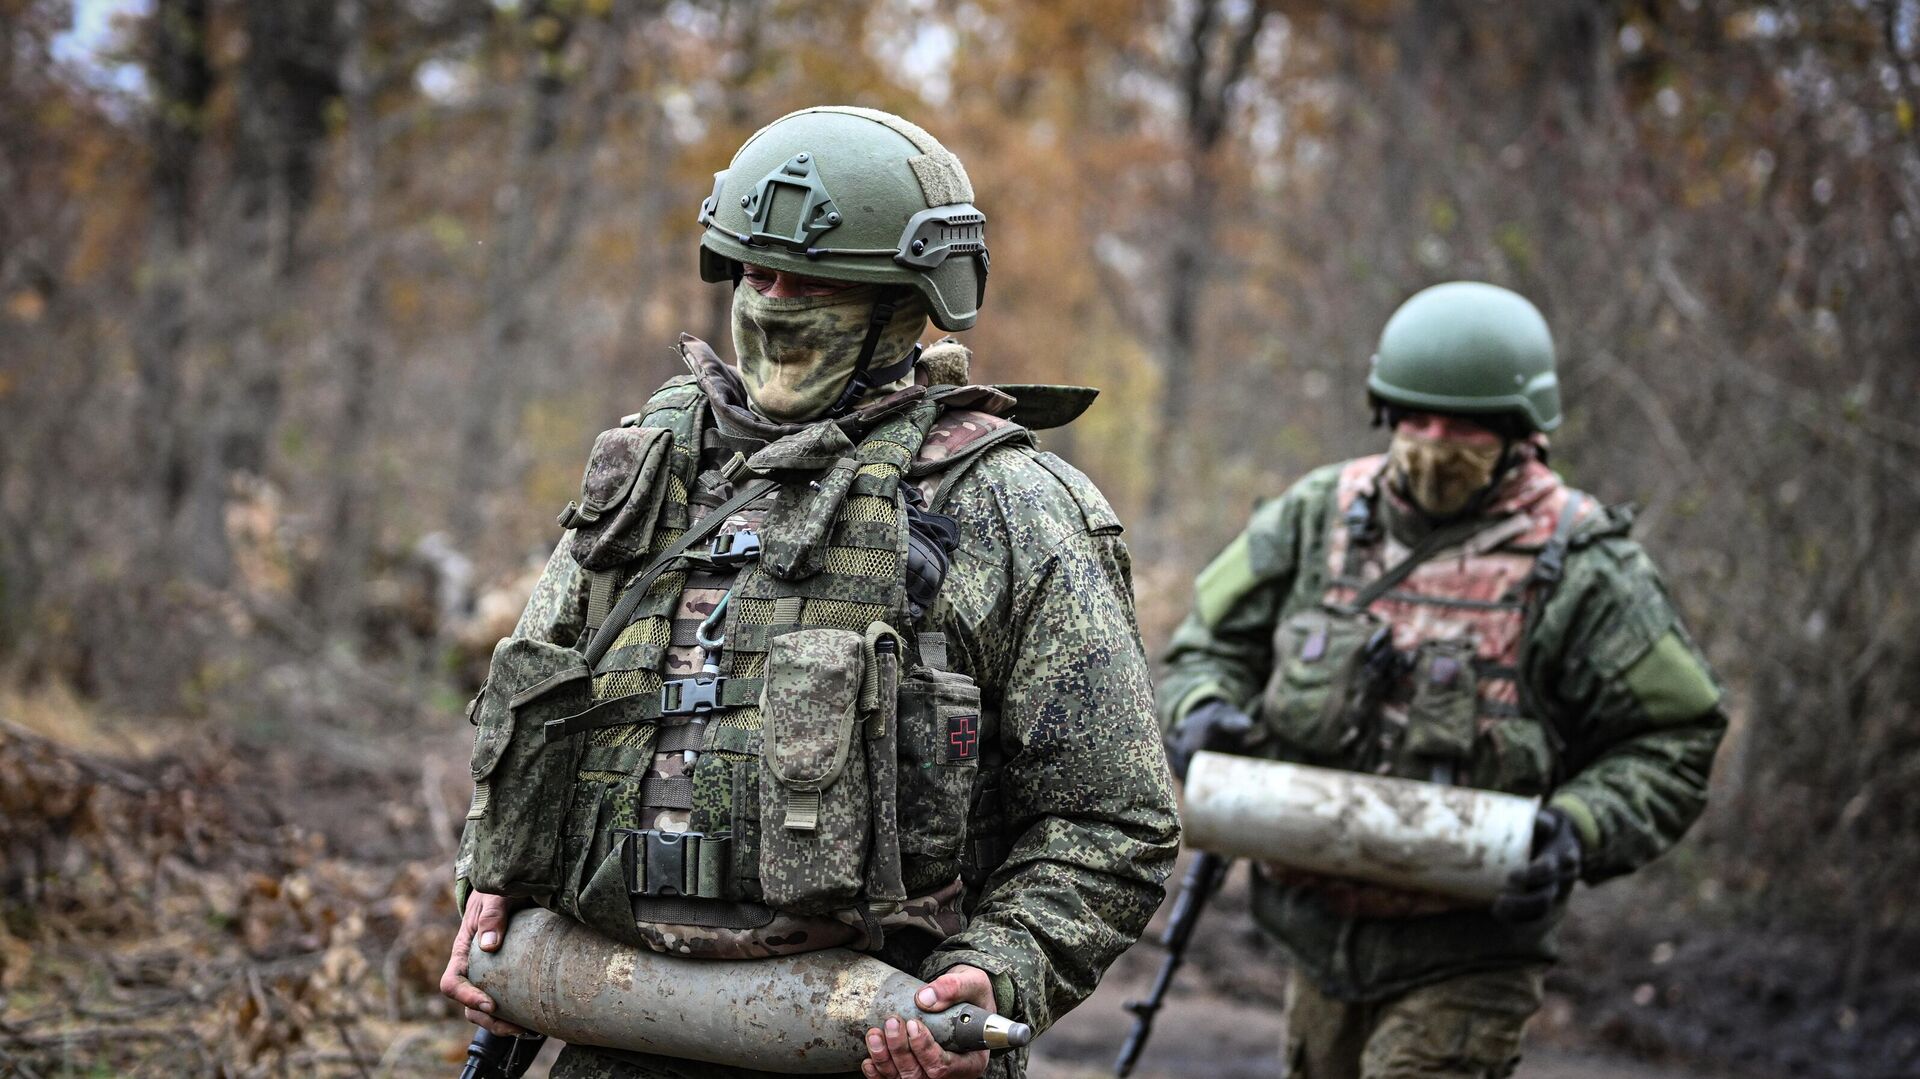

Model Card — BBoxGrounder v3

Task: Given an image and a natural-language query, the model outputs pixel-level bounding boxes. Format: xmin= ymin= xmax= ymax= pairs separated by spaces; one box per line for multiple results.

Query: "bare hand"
xmin=862 ymin=964 xmax=995 ymax=1079
xmin=438 ymin=889 xmax=528 ymax=1036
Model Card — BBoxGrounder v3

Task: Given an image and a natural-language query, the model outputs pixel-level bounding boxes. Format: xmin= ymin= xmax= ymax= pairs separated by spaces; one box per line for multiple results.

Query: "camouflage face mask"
xmin=731 ymin=282 xmax=929 ymax=423
xmin=1388 ymin=430 xmax=1507 ymax=518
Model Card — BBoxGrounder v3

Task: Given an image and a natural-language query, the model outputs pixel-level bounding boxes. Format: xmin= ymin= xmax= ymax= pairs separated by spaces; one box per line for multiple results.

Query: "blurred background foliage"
xmin=2 ymin=0 xmax=1918 ymax=1074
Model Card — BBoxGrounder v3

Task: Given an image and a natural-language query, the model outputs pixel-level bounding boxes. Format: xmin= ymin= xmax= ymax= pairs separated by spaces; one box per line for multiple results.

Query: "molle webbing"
xmin=570 ymin=395 xmax=941 ymax=906
xmin=716 ymin=406 xmax=935 ymax=728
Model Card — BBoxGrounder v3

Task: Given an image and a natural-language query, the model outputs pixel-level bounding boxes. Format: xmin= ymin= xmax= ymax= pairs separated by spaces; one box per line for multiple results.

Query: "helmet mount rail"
xmin=741 ymin=153 xmax=843 ymax=251
xmin=699 ymin=159 xmax=988 ymax=275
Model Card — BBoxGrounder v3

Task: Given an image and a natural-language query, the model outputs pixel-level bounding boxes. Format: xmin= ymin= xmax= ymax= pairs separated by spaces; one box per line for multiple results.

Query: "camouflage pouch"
xmin=1260 ymin=607 xmax=1381 ymax=760
xmin=1466 ymin=717 xmax=1557 ymax=796
xmin=561 ymin=425 xmax=673 ymax=571
xmin=758 ymin=627 xmax=872 ymax=914
xmin=895 ymin=663 xmax=981 ymax=862
xmin=465 ymin=636 xmax=593 ymax=897
xmin=861 ymin=624 xmax=908 ymax=908
xmin=1401 ymin=638 xmax=1479 ymax=769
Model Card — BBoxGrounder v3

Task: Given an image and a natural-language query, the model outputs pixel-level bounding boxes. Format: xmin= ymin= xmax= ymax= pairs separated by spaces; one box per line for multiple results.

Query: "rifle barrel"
xmin=1113 ymin=854 xmax=1231 ymax=1077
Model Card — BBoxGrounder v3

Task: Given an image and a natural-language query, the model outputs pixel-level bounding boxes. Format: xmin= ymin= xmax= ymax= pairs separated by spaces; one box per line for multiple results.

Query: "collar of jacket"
xmin=679 ymin=334 xmax=931 ymax=464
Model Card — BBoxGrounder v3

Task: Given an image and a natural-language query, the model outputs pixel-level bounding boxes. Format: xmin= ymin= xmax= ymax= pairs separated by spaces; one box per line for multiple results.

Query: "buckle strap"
xmin=916 ymin=631 xmax=950 ymax=672
xmin=584 ymin=568 xmax=620 ymax=635
xmin=862 ymin=341 xmax=923 ymax=391
xmin=705 ymin=528 xmax=762 ymax=567
xmin=1347 ymin=512 xmax=1513 ymax=612
xmin=654 ymin=722 xmax=707 ymax=754
xmin=659 ymin=674 xmax=763 ymax=716
xmin=542 ymin=676 xmax=765 ymax=741
xmin=830 ymin=288 xmax=917 ymax=416
xmin=639 ymin=775 xmax=694 ymax=810
xmin=615 ymin=828 xmax=733 ymax=899
xmin=581 ymin=479 xmax=779 ymax=670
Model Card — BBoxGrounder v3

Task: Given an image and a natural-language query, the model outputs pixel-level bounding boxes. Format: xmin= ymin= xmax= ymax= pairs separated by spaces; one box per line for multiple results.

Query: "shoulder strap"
xmin=1512 ymin=493 xmax=1588 ymax=776
xmin=1346 ymin=512 xmax=1511 ymax=611
xmin=579 ymin=478 xmax=778 ymax=670
xmin=1528 ymin=492 xmax=1587 ymax=589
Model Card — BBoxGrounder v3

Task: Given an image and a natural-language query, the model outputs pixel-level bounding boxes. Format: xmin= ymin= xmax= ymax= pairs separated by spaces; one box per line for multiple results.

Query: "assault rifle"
xmin=458 ymin=1028 xmax=546 ymax=1079
xmin=1114 ymin=851 xmax=1232 ymax=1077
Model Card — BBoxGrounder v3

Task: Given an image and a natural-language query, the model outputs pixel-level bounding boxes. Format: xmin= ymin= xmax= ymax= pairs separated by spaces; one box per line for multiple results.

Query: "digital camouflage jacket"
xmin=1159 ymin=453 xmax=1725 ymax=1002
xmin=458 ymin=344 xmax=1180 ymax=1073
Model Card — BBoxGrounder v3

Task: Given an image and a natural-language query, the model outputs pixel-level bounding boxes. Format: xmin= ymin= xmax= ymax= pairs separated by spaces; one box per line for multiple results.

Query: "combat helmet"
xmin=697 ymin=106 xmax=988 ymax=332
xmin=1368 ymin=281 xmax=1561 ymax=433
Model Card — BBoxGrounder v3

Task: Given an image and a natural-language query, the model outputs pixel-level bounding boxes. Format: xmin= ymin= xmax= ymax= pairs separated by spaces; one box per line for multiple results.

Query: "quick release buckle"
xmin=707 ymin=529 xmax=762 ymax=567
xmin=615 ymin=828 xmax=732 ymax=898
xmin=616 ymin=828 xmax=689 ymax=897
xmin=660 ymin=675 xmax=726 ymax=716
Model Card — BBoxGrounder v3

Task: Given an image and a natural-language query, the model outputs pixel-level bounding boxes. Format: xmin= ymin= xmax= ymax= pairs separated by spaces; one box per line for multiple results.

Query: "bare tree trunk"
xmin=699 ymin=5 xmax=766 ymax=350
xmin=1144 ymin=0 xmax=1271 ymax=527
xmin=134 ymin=0 xmax=211 ymax=531
xmin=175 ymin=0 xmax=342 ymax=586
xmin=449 ymin=5 xmax=629 ymax=543
xmin=320 ymin=0 xmax=387 ymax=631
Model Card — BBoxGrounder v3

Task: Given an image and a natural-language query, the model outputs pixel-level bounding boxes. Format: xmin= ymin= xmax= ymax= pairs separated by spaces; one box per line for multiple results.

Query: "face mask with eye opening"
xmin=731 ymin=282 xmax=928 ymax=423
xmin=1388 ymin=429 xmax=1507 ymax=518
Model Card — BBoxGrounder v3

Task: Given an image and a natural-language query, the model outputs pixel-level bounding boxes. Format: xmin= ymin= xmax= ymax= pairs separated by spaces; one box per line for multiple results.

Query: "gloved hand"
xmin=1492 ymin=807 xmax=1582 ymax=923
xmin=1166 ymin=698 xmax=1255 ymax=781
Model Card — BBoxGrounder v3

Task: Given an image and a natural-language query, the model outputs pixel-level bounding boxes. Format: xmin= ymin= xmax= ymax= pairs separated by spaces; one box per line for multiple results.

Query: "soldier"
xmin=438 ymin=106 xmax=1179 ymax=1079
xmin=1159 ymin=282 xmax=1726 ymax=1079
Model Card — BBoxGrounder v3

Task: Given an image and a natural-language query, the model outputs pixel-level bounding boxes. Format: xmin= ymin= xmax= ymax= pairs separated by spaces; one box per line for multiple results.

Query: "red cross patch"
xmin=946 ymin=713 xmax=979 ymax=762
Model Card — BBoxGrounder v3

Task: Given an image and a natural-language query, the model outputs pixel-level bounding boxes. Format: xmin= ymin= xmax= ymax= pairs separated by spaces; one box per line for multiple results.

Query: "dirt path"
xmin=1025 ymin=950 xmax=1695 ymax=1079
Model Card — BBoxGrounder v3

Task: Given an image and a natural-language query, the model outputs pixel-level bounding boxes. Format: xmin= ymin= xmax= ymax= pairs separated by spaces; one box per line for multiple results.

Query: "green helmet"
xmin=697 ymin=106 xmax=988 ymax=331
xmin=1368 ymin=281 xmax=1562 ymax=432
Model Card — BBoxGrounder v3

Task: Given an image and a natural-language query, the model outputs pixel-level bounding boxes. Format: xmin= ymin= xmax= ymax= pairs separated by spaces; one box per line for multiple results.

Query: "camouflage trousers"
xmin=1281 ymin=965 xmax=1546 ymax=1079
xmin=551 ymin=1044 xmax=860 ymax=1079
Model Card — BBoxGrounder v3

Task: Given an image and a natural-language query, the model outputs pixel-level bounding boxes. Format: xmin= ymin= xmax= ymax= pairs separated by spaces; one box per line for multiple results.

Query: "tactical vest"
xmin=1258 ymin=454 xmax=1594 ymax=797
xmin=464 ymin=373 xmax=1032 ymax=959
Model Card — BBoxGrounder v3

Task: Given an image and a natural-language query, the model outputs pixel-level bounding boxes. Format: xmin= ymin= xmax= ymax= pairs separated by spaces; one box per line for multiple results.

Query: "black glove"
xmin=1166 ymin=698 xmax=1255 ymax=781
xmin=1492 ymin=807 xmax=1582 ymax=923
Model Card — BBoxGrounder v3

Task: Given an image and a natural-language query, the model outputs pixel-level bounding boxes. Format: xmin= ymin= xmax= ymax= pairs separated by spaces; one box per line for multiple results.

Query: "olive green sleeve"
xmin=1532 ymin=537 xmax=1727 ymax=883
xmin=1157 ymin=467 xmax=1340 ymax=734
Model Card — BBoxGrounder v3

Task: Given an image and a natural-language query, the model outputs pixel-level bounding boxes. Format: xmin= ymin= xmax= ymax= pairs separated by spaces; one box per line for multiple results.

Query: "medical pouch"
xmin=1401 ymin=639 xmax=1480 ymax=766
xmin=563 ymin=425 xmax=673 ymax=570
xmin=758 ymin=627 xmax=871 ymax=913
xmin=464 ymin=635 xmax=593 ymax=898
xmin=895 ymin=663 xmax=981 ymax=864
xmin=1259 ymin=606 xmax=1381 ymax=760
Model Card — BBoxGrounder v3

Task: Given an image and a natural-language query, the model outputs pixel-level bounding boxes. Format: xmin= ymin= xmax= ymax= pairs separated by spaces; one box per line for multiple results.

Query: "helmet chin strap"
xmin=829 ymin=286 xmax=921 ymax=417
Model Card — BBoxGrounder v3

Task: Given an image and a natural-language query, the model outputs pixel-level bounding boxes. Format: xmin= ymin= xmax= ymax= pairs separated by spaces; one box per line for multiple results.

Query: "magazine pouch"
xmin=758 ymin=627 xmax=871 ymax=914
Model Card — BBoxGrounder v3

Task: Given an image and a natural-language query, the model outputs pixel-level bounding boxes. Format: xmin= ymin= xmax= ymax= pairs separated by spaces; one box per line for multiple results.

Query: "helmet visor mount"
xmin=699 ymin=161 xmax=987 ymax=298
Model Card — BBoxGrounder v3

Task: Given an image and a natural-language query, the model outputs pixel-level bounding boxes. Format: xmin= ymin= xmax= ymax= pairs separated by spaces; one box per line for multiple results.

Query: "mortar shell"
xmin=468 ymin=907 xmax=1032 ymax=1072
